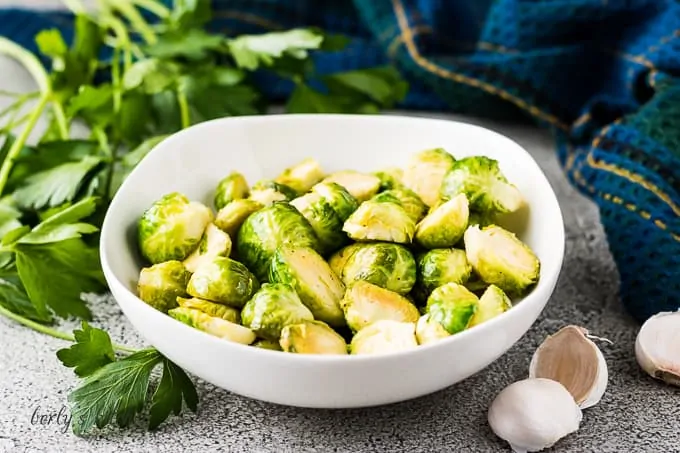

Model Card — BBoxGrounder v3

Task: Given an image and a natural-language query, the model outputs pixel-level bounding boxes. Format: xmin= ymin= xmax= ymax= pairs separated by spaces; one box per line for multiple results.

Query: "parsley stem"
xmin=0 ymin=94 xmax=49 ymax=196
xmin=177 ymin=90 xmax=191 ymax=129
xmin=0 ymin=304 xmax=138 ymax=353
xmin=113 ymin=1 xmax=158 ymax=45
xmin=131 ymin=0 xmax=170 ymax=18
xmin=52 ymin=101 xmax=69 ymax=140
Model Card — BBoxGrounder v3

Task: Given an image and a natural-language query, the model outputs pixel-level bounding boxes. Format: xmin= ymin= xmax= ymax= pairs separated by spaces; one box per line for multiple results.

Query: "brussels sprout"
xmin=328 ymin=243 xmax=363 ymax=278
xmin=350 ymin=320 xmax=418 ymax=355
xmin=372 ymin=188 xmax=427 ymax=223
xmin=415 ymin=314 xmax=451 ymax=345
xmin=168 ymin=307 xmax=256 ymax=344
xmin=177 ymin=296 xmax=241 ymax=324
xmin=214 ymin=199 xmax=263 ymax=238
xmin=341 ymin=280 xmax=420 ymax=333
xmin=249 ymin=180 xmax=298 ymax=206
xmin=468 ymin=210 xmax=496 ymax=228
xmin=214 ymin=172 xmax=249 ymax=210
xmin=290 ymin=192 xmax=346 ymax=255
xmin=418 ymin=248 xmax=472 ymax=292
xmin=414 ymin=194 xmax=469 ymax=249
xmin=469 ymin=284 xmax=512 ymax=327
xmin=241 ymin=283 xmax=314 ymax=341
xmin=280 ymin=320 xmax=348 ymax=355
xmin=342 ymin=201 xmax=415 ymax=244
xmin=275 ymin=158 xmax=325 ymax=194
xmin=182 ymin=223 xmax=232 ymax=273
xmin=341 ymin=243 xmax=417 ymax=295
xmin=323 ymin=170 xmax=381 ymax=202
xmin=137 ymin=260 xmax=190 ymax=312
xmin=311 ymin=182 xmax=359 ymax=221
xmin=138 ymin=192 xmax=213 ymax=264
xmin=440 ymin=156 xmax=524 ymax=214
xmin=373 ymin=167 xmax=404 ymax=191
xmin=426 ymin=283 xmax=479 ymax=334
xmin=236 ymin=202 xmax=319 ymax=281
xmin=463 ymin=225 xmax=540 ymax=295
xmin=401 ymin=148 xmax=455 ymax=207
xmin=186 ymin=256 xmax=259 ymax=307
xmin=252 ymin=339 xmax=283 ymax=351
xmin=269 ymin=245 xmax=345 ymax=327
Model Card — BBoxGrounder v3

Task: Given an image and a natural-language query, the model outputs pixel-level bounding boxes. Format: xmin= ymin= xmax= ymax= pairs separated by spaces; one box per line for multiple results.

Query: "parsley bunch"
xmin=0 ymin=0 xmax=408 ymax=435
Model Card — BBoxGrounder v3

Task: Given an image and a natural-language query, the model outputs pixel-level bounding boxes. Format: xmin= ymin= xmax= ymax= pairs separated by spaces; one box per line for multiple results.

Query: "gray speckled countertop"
xmin=1 ymin=4 xmax=679 ymax=452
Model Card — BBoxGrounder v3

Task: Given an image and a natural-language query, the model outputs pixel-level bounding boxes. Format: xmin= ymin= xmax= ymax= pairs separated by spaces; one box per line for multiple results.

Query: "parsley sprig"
xmin=0 ymin=0 xmax=408 ymax=435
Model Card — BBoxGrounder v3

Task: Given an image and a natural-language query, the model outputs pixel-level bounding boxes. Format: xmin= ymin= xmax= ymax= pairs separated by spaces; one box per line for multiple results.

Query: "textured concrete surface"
xmin=1 ymin=4 xmax=679 ymax=452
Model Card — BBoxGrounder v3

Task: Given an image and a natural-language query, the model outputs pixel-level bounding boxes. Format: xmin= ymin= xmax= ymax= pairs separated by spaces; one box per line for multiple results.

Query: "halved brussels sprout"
xmin=275 ymin=158 xmax=325 ymax=194
xmin=372 ymin=188 xmax=427 ymax=223
xmin=182 ymin=223 xmax=232 ymax=273
xmin=236 ymin=202 xmax=319 ymax=281
xmin=440 ymin=156 xmax=524 ymax=214
xmin=469 ymin=284 xmax=512 ymax=327
xmin=137 ymin=260 xmax=190 ymax=312
xmin=186 ymin=256 xmax=259 ymax=307
xmin=322 ymin=170 xmax=381 ymax=202
xmin=252 ymin=339 xmax=283 ymax=351
xmin=249 ymin=180 xmax=298 ymax=206
xmin=342 ymin=201 xmax=415 ymax=244
xmin=350 ymin=320 xmax=418 ymax=355
xmin=328 ymin=243 xmax=363 ymax=278
xmin=214 ymin=199 xmax=263 ymax=238
xmin=214 ymin=172 xmax=249 ymax=210
xmin=341 ymin=242 xmax=417 ymax=295
xmin=168 ymin=307 xmax=256 ymax=344
xmin=290 ymin=192 xmax=346 ymax=255
xmin=415 ymin=194 xmax=469 ymax=249
xmin=401 ymin=148 xmax=455 ymax=207
xmin=341 ymin=280 xmax=420 ymax=333
xmin=415 ymin=314 xmax=452 ymax=345
xmin=138 ymin=192 xmax=213 ymax=264
xmin=241 ymin=283 xmax=314 ymax=341
xmin=269 ymin=245 xmax=345 ymax=327
xmin=467 ymin=210 xmax=496 ymax=228
xmin=280 ymin=320 xmax=348 ymax=355
xmin=177 ymin=296 xmax=241 ymax=324
xmin=464 ymin=225 xmax=540 ymax=295
xmin=311 ymin=182 xmax=359 ymax=221
xmin=418 ymin=248 xmax=472 ymax=292
xmin=426 ymin=283 xmax=479 ymax=334
xmin=373 ymin=167 xmax=404 ymax=191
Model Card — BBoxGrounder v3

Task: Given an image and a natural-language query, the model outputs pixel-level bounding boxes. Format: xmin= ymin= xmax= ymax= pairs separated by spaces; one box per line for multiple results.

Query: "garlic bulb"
xmin=529 ymin=325 xmax=608 ymax=409
xmin=488 ymin=378 xmax=582 ymax=453
xmin=635 ymin=310 xmax=680 ymax=387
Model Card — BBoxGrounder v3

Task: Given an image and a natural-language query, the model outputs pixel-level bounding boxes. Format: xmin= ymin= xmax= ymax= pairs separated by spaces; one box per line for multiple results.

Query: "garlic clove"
xmin=528 ymin=325 xmax=608 ymax=409
xmin=635 ymin=310 xmax=680 ymax=387
xmin=488 ymin=378 xmax=582 ymax=453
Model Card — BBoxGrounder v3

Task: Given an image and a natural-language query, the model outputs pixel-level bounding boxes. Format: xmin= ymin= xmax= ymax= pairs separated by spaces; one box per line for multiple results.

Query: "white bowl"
xmin=101 ymin=114 xmax=565 ymax=408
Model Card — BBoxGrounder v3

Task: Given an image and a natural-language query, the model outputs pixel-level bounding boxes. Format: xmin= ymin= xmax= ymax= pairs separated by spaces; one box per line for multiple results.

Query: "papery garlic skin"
xmin=635 ymin=310 xmax=680 ymax=387
xmin=528 ymin=325 xmax=608 ymax=409
xmin=488 ymin=378 xmax=582 ymax=453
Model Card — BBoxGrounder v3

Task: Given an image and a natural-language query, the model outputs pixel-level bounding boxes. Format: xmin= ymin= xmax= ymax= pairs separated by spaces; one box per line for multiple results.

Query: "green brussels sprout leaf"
xmin=343 ymin=200 xmax=415 ymax=244
xmin=138 ymin=192 xmax=213 ymax=264
xmin=415 ymin=193 xmax=469 ymax=249
xmin=290 ymin=192 xmax=347 ymax=255
xmin=469 ymin=284 xmax=512 ymax=327
xmin=186 ymin=256 xmax=259 ymax=307
xmin=372 ymin=188 xmax=427 ymax=223
xmin=269 ymin=245 xmax=345 ymax=327
xmin=418 ymin=248 xmax=472 ymax=293
xmin=373 ymin=167 xmax=404 ymax=191
xmin=241 ymin=283 xmax=314 ymax=340
xmin=311 ymin=181 xmax=359 ymax=221
xmin=328 ymin=242 xmax=362 ymax=278
xmin=214 ymin=172 xmax=249 ymax=211
xmin=350 ymin=320 xmax=418 ymax=355
xmin=280 ymin=320 xmax=348 ymax=355
xmin=401 ymin=148 xmax=455 ymax=207
xmin=137 ymin=260 xmax=190 ymax=313
xmin=250 ymin=180 xmax=298 ymax=206
xmin=322 ymin=170 xmax=381 ymax=202
xmin=182 ymin=223 xmax=232 ymax=273
xmin=463 ymin=224 xmax=540 ymax=296
xmin=341 ymin=280 xmax=420 ymax=332
xmin=168 ymin=307 xmax=256 ymax=344
xmin=274 ymin=158 xmax=325 ymax=194
xmin=214 ymin=198 xmax=263 ymax=238
xmin=415 ymin=314 xmax=451 ymax=345
xmin=426 ymin=282 xmax=479 ymax=334
xmin=176 ymin=296 xmax=241 ymax=324
xmin=341 ymin=242 xmax=417 ymax=295
xmin=440 ymin=156 xmax=524 ymax=214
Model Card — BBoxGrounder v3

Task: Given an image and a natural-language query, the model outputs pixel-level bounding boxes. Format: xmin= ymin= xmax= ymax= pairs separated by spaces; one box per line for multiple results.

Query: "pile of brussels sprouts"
xmin=135 ymin=148 xmax=540 ymax=355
